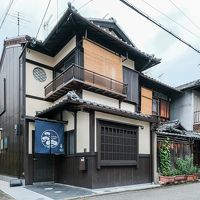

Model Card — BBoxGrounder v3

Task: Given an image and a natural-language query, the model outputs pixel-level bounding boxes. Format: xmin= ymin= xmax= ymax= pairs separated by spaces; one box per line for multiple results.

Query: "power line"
xmin=141 ymin=0 xmax=200 ymax=40
xmin=0 ymin=0 xmax=14 ymax=31
xmin=119 ymin=0 xmax=200 ymax=54
xmin=36 ymin=0 xmax=52 ymax=39
xmin=168 ymin=0 xmax=200 ymax=32
xmin=77 ymin=0 xmax=94 ymax=11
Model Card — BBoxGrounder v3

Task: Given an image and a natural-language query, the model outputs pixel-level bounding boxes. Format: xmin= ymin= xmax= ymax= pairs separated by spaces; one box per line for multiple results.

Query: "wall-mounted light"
xmin=0 ymin=128 xmax=3 ymax=131
xmin=139 ymin=125 xmax=144 ymax=130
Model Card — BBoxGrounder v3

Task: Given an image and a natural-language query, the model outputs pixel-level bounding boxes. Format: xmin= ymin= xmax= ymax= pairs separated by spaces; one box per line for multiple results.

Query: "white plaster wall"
xmin=121 ymin=102 xmax=135 ymax=112
xmin=26 ymin=49 xmax=54 ymax=67
xmin=26 ymin=36 xmax=76 ymax=67
xmin=170 ymin=91 xmax=193 ymax=130
xmin=95 ymin=111 xmax=150 ymax=154
xmin=28 ymin=122 xmax=35 ymax=154
xmin=76 ymin=111 xmax=90 ymax=153
xmin=26 ymin=97 xmax=52 ymax=116
xmin=62 ymin=111 xmax=74 ymax=131
xmin=54 ymin=36 xmax=76 ymax=65
xmin=82 ymin=90 xmax=119 ymax=109
xmin=122 ymin=58 xmax=135 ymax=70
xmin=26 ymin=63 xmax=53 ymax=98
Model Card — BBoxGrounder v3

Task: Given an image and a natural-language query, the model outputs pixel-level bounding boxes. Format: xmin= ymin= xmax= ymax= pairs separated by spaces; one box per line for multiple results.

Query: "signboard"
xmin=35 ymin=120 xmax=64 ymax=154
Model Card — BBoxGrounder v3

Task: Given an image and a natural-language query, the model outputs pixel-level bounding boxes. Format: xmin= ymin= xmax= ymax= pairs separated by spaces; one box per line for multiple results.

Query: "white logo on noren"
xmin=41 ymin=130 xmax=60 ymax=149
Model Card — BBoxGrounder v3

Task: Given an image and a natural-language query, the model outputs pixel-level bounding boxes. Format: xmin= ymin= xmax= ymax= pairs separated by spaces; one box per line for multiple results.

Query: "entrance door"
xmin=32 ymin=131 xmax=54 ymax=182
xmin=33 ymin=155 xmax=54 ymax=182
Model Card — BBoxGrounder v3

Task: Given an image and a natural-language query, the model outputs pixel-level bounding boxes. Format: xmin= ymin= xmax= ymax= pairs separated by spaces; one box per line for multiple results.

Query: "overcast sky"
xmin=0 ymin=0 xmax=200 ymax=87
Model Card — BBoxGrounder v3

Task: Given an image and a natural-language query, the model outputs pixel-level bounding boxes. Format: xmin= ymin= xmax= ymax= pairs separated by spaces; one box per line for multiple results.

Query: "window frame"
xmin=0 ymin=78 xmax=6 ymax=116
xmin=97 ymin=119 xmax=139 ymax=168
xmin=65 ymin=130 xmax=75 ymax=155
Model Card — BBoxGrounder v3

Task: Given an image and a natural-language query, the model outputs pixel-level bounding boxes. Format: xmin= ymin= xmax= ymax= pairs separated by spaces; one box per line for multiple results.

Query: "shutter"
xmin=141 ymin=87 xmax=152 ymax=115
xmin=123 ymin=67 xmax=139 ymax=104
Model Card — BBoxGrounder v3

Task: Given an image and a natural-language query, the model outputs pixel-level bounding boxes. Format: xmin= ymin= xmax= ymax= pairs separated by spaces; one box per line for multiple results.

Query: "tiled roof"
xmin=176 ymin=79 xmax=200 ymax=91
xmin=156 ymin=120 xmax=200 ymax=140
xmin=140 ymin=73 xmax=182 ymax=94
xmin=37 ymin=91 xmax=155 ymax=122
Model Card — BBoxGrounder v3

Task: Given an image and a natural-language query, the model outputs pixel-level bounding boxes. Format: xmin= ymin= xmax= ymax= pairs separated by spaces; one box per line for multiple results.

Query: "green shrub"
xmin=175 ymin=155 xmax=199 ymax=175
xmin=160 ymin=138 xmax=172 ymax=176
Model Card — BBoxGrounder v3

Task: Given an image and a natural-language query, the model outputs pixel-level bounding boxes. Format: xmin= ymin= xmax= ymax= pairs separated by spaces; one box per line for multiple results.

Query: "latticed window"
xmin=97 ymin=120 xmax=138 ymax=166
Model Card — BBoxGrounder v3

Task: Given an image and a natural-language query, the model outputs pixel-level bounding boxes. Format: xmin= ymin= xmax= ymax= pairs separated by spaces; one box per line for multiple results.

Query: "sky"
xmin=0 ymin=0 xmax=200 ymax=87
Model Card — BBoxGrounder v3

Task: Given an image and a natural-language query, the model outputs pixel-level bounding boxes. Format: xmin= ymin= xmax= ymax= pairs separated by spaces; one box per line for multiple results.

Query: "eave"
xmin=28 ymin=8 xmax=161 ymax=71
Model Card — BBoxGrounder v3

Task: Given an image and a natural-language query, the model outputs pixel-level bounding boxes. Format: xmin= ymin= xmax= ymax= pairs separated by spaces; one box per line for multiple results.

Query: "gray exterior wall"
xmin=170 ymin=90 xmax=194 ymax=131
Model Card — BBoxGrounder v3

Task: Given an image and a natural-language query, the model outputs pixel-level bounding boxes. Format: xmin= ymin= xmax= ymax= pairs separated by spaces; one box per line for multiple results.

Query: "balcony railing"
xmin=194 ymin=111 xmax=200 ymax=124
xmin=44 ymin=64 xmax=128 ymax=101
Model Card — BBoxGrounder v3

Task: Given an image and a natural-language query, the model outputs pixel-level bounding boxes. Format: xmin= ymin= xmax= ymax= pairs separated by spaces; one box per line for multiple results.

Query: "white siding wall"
xmin=122 ymin=58 xmax=135 ymax=70
xmin=62 ymin=111 xmax=74 ymax=131
xmin=170 ymin=91 xmax=193 ymax=130
xmin=121 ymin=102 xmax=135 ymax=112
xmin=26 ymin=36 xmax=76 ymax=67
xmin=26 ymin=63 xmax=53 ymax=98
xmin=95 ymin=111 xmax=150 ymax=154
xmin=26 ymin=97 xmax=52 ymax=116
xmin=54 ymin=36 xmax=76 ymax=65
xmin=76 ymin=111 xmax=90 ymax=153
xmin=26 ymin=49 xmax=54 ymax=67
xmin=82 ymin=90 xmax=119 ymax=108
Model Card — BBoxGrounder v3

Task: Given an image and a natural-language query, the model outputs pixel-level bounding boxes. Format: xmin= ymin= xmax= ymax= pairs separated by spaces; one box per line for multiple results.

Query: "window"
xmin=152 ymin=91 xmax=170 ymax=120
xmin=66 ymin=130 xmax=75 ymax=155
xmin=0 ymin=78 xmax=6 ymax=116
xmin=160 ymin=100 xmax=170 ymax=119
xmin=97 ymin=120 xmax=138 ymax=166
xmin=152 ymin=98 xmax=159 ymax=116
xmin=33 ymin=67 xmax=47 ymax=82
xmin=123 ymin=67 xmax=139 ymax=103
xmin=54 ymin=52 xmax=76 ymax=78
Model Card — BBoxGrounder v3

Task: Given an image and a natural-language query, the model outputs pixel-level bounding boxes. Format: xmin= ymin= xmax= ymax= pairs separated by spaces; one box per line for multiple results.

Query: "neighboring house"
xmin=156 ymin=120 xmax=200 ymax=169
xmin=0 ymin=5 xmax=183 ymax=188
xmin=170 ymin=80 xmax=200 ymax=168
xmin=171 ymin=79 xmax=200 ymax=132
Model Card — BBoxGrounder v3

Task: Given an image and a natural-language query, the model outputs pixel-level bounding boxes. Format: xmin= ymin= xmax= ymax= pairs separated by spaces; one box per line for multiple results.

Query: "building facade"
xmin=0 ymin=5 xmax=182 ymax=188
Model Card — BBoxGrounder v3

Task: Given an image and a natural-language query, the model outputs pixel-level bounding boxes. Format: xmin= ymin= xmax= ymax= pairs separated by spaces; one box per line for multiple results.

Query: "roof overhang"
xmin=140 ymin=74 xmax=182 ymax=96
xmin=28 ymin=8 xmax=160 ymax=71
xmin=36 ymin=97 xmax=156 ymax=123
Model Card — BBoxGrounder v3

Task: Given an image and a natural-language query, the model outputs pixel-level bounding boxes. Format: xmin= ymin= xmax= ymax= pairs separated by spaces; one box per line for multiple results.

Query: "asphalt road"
xmin=78 ymin=182 xmax=200 ymax=200
xmin=0 ymin=190 xmax=14 ymax=200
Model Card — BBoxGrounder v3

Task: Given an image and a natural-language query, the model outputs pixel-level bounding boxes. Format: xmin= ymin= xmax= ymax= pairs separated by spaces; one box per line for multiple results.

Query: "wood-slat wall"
xmin=83 ymin=39 xmax=122 ymax=82
xmin=141 ymin=87 xmax=152 ymax=115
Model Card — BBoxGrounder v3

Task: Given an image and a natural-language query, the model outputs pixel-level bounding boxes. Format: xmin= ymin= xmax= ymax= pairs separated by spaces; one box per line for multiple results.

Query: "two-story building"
xmin=170 ymin=79 xmax=200 ymax=166
xmin=0 ymin=5 xmax=182 ymax=188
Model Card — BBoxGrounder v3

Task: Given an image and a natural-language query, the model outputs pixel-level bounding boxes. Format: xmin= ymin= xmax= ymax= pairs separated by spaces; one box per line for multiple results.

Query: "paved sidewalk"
xmin=0 ymin=190 xmax=14 ymax=200
xmin=76 ymin=182 xmax=200 ymax=200
xmin=0 ymin=176 xmax=160 ymax=200
xmin=0 ymin=180 xmax=53 ymax=200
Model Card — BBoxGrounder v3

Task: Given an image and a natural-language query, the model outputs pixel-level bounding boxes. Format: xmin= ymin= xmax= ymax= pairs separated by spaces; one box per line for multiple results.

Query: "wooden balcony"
xmin=44 ymin=64 xmax=128 ymax=102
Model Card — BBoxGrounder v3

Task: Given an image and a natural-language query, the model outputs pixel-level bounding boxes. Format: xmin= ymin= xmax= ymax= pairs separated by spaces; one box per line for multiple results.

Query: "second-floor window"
xmin=152 ymin=91 xmax=170 ymax=119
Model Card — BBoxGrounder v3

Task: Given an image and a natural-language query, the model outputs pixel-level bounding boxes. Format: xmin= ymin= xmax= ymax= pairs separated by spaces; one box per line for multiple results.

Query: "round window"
xmin=33 ymin=67 xmax=47 ymax=82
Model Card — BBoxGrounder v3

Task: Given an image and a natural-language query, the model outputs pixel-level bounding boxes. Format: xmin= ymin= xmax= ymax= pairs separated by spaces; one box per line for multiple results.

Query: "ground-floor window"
xmin=66 ymin=130 xmax=75 ymax=155
xmin=97 ymin=120 xmax=138 ymax=167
